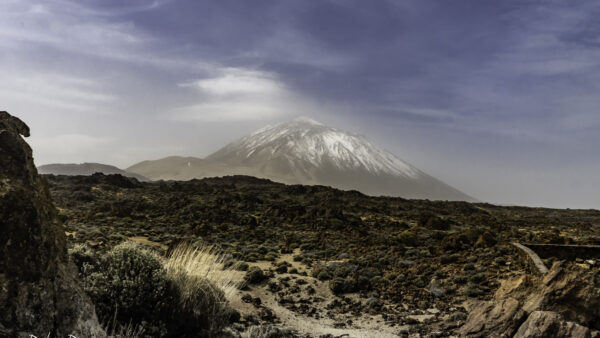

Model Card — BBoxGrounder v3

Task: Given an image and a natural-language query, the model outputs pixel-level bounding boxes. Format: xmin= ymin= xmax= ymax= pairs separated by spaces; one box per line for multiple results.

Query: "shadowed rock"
xmin=0 ymin=112 xmax=105 ymax=337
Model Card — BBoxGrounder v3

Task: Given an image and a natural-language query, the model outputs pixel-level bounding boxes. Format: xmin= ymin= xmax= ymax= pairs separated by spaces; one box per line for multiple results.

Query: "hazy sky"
xmin=1 ymin=0 xmax=599 ymax=209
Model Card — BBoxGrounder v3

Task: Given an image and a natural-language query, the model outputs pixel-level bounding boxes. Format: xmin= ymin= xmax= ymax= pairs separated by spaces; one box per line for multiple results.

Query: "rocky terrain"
xmin=0 ymin=112 xmax=105 ymax=337
xmin=44 ymin=171 xmax=600 ymax=337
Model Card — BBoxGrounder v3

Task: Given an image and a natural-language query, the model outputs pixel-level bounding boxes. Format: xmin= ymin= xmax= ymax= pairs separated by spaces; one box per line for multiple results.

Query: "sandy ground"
xmin=229 ymin=250 xmax=403 ymax=337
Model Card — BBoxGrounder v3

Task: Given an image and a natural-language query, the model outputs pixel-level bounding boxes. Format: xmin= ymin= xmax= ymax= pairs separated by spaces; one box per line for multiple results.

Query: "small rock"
xmin=428 ymin=279 xmax=445 ymax=297
xmin=426 ymin=308 xmax=440 ymax=314
xmin=366 ymin=297 xmax=380 ymax=307
xmin=337 ymin=253 xmax=349 ymax=260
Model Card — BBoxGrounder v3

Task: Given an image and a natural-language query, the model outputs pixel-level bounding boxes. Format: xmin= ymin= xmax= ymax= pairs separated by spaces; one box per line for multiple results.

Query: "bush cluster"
xmin=312 ymin=261 xmax=383 ymax=295
xmin=71 ymin=242 xmax=234 ymax=337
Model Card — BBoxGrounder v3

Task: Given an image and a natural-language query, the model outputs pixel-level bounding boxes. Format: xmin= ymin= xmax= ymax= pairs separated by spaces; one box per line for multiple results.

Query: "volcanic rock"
xmin=0 ymin=112 xmax=105 ymax=337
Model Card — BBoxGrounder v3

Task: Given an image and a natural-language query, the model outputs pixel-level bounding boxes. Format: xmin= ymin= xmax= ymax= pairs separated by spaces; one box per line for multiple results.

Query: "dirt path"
xmin=229 ymin=251 xmax=403 ymax=337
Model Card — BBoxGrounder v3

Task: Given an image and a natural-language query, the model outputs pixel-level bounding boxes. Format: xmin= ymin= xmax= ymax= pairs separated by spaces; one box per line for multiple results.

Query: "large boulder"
xmin=458 ymin=261 xmax=600 ymax=337
xmin=514 ymin=311 xmax=598 ymax=338
xmin=458 ymin=297 xmax=527 ymax=337
xmin=0 ymin=112 xmax=105 ymax=337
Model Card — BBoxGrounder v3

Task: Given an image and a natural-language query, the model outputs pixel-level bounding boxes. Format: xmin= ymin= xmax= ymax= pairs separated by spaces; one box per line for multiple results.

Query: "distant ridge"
xmin=127 ymin=117 xmax=475 ymax=201
xmin=38 ymin=162 xmax=148 ymax=181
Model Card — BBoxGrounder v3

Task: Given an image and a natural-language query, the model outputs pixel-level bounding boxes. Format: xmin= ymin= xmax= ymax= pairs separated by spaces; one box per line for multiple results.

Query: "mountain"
xmin=127 ymin=117 xmax=475 ymax=201
xmin=126 ymin=156 xmax=236 ymax=181
xmin=38 ymin=162 xmax=148 ymax=181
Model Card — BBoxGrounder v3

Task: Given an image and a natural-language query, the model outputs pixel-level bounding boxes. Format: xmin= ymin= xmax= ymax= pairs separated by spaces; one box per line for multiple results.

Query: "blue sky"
xmin=1 ymin=0 xmax=599 ymax=208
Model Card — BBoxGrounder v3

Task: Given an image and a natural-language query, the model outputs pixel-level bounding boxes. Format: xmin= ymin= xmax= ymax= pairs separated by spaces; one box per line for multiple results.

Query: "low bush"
xmin=398 ymin=230 xmax=419 ymax=246
xmin=236 ymin=262 xmax=250 ymax=271
xmin=82 ymin=242 xmax=169 ymax=335
xmin=440 ymin=254 xmax=460 ymax=264
xmin=464 ymin=226 xmax=486 ymax=244
xmin=245 ymin=266 xmax=267 ymax=284
xmin=463 ymin=282 xmax=484 ymax=297
xmin=330 ymin=277 xmax=358 ymax=294
xmin=68 ymin=243 xmax=97 ymax=270
xmin=243 ymin=325 xmax=296 ymax=338
xmin=77 ymin=241 xmax=237 ymax=337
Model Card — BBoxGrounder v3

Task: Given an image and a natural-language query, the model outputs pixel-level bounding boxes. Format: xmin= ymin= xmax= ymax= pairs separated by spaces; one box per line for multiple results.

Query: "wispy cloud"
xmin=173 ymin=67 xmax=304 ymax=121
xmin=0 ymin=73 xmax=115 ymax=112
xmin=0 ymin=1 xmax=147 ymax=57
xmin=180 ymin=68 xmax=285 ymax=96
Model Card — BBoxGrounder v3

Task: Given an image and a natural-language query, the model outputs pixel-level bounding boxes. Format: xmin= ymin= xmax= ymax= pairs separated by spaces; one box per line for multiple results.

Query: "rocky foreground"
xmin=460 ymin=260 xmax=600 ymax=337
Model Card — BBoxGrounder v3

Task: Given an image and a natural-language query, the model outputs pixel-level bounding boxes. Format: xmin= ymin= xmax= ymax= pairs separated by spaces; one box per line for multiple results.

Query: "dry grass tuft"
xmin=164 ymin=242 xmax=241 ymax=300
xmin=163 ymin=242 xmax=241 ymax=335
xmin=108 ymin=323 xmax=146 ymax=338
xmin=104 ymin=311 xmax=146 ymax=338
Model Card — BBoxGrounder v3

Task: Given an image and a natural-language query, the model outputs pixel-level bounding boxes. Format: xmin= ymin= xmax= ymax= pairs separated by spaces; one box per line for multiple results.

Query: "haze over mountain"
xmin=38 ymin=162 xmax=148 ymax=181
xmin=127 ymin=117 xmax=474 ymax=201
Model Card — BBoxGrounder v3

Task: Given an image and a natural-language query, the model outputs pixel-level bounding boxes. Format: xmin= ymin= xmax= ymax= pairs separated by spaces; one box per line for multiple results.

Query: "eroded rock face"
xmin=514 ymin=311 xmax=598 ymax=338
xmin=459 ymin=261 xmax=600 ymax=337
xmin=458 ymin=297 xmax=526 ymax=337
xmin=0 ymin=112 xmax=105 ymax=337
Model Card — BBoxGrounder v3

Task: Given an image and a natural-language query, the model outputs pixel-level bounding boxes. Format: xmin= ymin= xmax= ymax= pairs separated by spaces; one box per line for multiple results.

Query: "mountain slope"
xmin=38 ymin=162 xmax=148 ymax=181
xmin=208 ymin=117 xmax=420 ymax=178
xmin=126 ymin=156 xmax=237 ymax=181
xmin=127 ymin=117 xmax=474 ymax=201
xmin=206 ymin=117 xmax=474 ymax=201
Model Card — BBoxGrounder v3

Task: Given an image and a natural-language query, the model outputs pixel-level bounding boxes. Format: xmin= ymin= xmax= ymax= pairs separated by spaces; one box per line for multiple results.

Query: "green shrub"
xmin=333 ymin=264 xmax=353 ymax=278
xmin=439 ymin=254 xmax=459 ymax=264
xmin=464 ymin=227 xmax=486 ymax=243
xmin=245 ymin=266 xmax=267 ymax=284
xmin=244 ymin=325 xmax=296 ymax=338
xmin=275 ymin=264 xmax=288 ymax=274
xmin=418 ymin=212 xmax=451 ymax=230
xmin=317 ymin=270 xmax=332 ymax=281
xmin=398 ymin=230 xmax=418 ymax=246
xmin=327 ymin=217 xmax=344 ymax=229
xmin=495 ymin=257 xmax=507 ymax=265
xmin=236 ymin=262 xmax=250 ymax=271
xmin=370 ymin=275 xmax=387 ymax=287
xmin=264 ymin=251 xmax=278 ymax=261
xmin=80 ymin=242 xmax=234 ymax=337
xmin=469 ymin=272 xmax=487 ymax=284
xmin=463 ymin=283 xmax=484 ymax=297
xmin=68 ymin=243 xmax=97 ymax=271
xmin=330 ymin=277 xmax=357 ymax=295
xmin=82 ymin=242 xmax=169 ymax=335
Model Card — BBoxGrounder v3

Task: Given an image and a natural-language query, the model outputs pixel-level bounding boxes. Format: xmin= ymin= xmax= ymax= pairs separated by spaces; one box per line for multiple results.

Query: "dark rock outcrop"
xmin=458 ymin=261 xmax=600 ymax=337
xmin=0 ymin=112 xmax=105 ymax=337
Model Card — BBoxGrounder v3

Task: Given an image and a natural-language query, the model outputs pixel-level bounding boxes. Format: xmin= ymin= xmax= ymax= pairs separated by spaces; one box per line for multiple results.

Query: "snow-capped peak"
xmin=219 ymin=118 xmax=422 ymax=179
